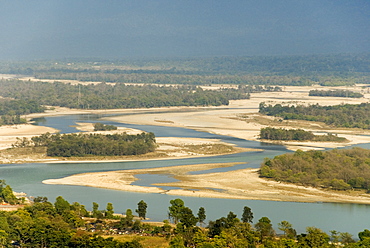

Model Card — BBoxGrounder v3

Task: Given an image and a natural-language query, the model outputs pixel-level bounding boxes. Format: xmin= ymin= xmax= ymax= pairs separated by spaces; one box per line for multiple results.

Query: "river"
xmin=1 ymin=114 xmax=369 ymax=236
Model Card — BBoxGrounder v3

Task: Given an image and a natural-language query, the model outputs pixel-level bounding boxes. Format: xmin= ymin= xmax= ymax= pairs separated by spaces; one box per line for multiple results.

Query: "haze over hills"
xmin=0 ymin=0 xmax=369 ymax=60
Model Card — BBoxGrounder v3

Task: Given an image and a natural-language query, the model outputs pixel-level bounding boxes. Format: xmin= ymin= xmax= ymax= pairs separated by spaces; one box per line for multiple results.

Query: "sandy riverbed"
xmin=43 ymin=162 xmax=370 ymax=204
xmin=103 ymin=85 xmax=370 ymax=151
xmin=3 ymin=84 xmax=370 ymax=203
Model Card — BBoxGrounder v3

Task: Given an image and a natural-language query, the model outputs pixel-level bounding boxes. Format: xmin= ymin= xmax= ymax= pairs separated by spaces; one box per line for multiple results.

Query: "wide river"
xmin=1 ymin=114 xmax=370 ymax=236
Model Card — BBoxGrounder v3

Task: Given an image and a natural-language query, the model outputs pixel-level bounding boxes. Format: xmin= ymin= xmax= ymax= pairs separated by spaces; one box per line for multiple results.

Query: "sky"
xmin=0 ymin=0 xmax=369 ymax=60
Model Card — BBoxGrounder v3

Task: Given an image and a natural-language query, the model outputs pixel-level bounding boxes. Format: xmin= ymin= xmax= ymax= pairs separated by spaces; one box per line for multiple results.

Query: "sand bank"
xmin=43 ymin=162 xmax=370 ymax=204
xmin=0 ymin=124 xmax=58 ymax=150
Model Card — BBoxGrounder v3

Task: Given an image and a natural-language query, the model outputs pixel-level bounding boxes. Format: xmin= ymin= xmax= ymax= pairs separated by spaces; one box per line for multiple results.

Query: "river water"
xmin=1 ymin=114 xmax=369 ymax=236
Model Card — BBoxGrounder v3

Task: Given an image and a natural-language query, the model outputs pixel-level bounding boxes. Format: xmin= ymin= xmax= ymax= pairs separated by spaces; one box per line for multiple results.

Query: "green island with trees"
xmin=259 ymin=102 xmax=370 ymax=129
xmin=93 ymin=123 xmax=118 ymax=131
xmin=260 ymin=147 xmax=370 ymax=191
xmin=308 ymin=89 xmax=363 ymax=98
xmin=12 ymin=132 xmax=156 ymax=157
xmin=1 ymin=180 xmax=370 ymax=247
xmin=259 ymin=127 xmax=348 ymax=142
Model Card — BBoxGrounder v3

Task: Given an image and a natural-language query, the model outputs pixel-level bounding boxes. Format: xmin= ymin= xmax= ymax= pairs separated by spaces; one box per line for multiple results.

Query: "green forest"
xmin=1 ymin=53 xmax=370 ymax=86
xmin=13 ymin=132 xmax=156 ymax=157
xmin=0 ymin=181 xmax=370 ymax=247
xmin=259 ymin=127 xmax=347 ymax=142
xmin=259 ymin=102 xmax=370 ymax=129
xmin=308 ymin=89 xmax=363 ymax=98
xmin=0 ymin=79 xmax=259 ymax=109
xmin=0 ymin=99 xmax=45 ymax=126
xmin=260 ymin=147 xmax=370 ymax=191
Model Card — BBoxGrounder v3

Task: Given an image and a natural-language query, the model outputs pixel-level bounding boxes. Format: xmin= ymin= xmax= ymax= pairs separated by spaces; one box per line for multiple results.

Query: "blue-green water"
xmin=1 ymin=114 xmax=369 ymax=236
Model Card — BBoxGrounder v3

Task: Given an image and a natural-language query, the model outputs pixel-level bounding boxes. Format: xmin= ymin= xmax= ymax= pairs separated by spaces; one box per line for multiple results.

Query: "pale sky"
xmin=0 ymin=0 xmax=369 ymax=59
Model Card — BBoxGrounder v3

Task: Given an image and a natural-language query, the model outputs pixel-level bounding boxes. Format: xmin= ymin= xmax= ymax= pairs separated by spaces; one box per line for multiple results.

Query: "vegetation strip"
xmin=13 ymin=132 xmax=156 ymax=157
xmin=259 ymin=102 xmax=370 ymax=129
xmin=260 ymin=147 xmax=370 ymax=191
xmin=259 ymin=127 xmax=347 ymax=142
xmin=1 ymin=179 xmax=370 ymax=247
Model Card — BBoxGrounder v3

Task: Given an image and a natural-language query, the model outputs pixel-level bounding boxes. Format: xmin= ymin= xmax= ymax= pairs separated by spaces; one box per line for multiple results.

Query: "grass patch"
xmin=103 ymin=235 xmax=169 ymax=248
xmin=239 ymin=113 xmax=329 ymax=130
xmin=185 ymin=143 xmax=235 ymax=154
xmin=0 ymin=147 xmax=48 ymax=163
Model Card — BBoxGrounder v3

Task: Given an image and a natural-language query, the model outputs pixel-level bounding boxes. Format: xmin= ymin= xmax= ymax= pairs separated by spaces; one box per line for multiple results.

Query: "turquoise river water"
xmin=1 ymin=113 xmax=370 ymax=236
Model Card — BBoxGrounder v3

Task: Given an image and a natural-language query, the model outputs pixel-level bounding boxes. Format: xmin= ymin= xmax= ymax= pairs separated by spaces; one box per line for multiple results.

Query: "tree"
xmin=92 ymin=202 xmax=101 ymax=218
xmin=255 ymin=217 xmax=274 ymax=241
xmin=359 ymin=229 xmax=370 ymax=241
xmin=299 ymin=227 xmax=330 ymax=248
xmin=169 ymin=199 xmax=185 ymax=224
xmin=136 ymin=200 xmax=147 ymax=219
xmin=197 ymin=207 xmax=206 ymax=227
xmin=71 ymin=202 xmax=88 ymax=217
xmin=105 ymin=202 xmax=114 ymax=218
xmin=241 ymin=206 xmax=253 ymax=223
xmin=33 ymin=196 xmax=48 ymax=203
xmin=278 ymin=220 xmax=296 ymax=239
xmin=54 ymin=196 xmax=70 ymax=215
xmin=124 ymin=209 xmax=134 ymax=227
xmin=179 ymin=207 xmax=197 ymax=229
xmin=226 ymin=211 xmax=239 ymax=228
xmin=0 ymin=181 xmax=18 ymax=205
xmin=340 ymin=232 xmax=355 ymax=245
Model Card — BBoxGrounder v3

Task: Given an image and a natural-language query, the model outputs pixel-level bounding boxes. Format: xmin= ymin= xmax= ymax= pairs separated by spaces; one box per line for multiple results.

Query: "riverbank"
xmin=43 ymin=162 xmax=370 ymax=204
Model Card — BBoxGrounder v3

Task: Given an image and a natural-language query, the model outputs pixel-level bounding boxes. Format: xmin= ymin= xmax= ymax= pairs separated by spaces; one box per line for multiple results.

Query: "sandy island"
xmin=3 ymin=84 xmax=370 ymax=203
xmin=43 ymin=162 xmax=370 ymax=204
xmin=0 ymin=121 xmax=250 ymax=164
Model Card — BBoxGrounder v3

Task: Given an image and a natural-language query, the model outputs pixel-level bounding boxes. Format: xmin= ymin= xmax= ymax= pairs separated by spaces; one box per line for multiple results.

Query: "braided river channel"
xmin=1 ymin=114 xmax=370 ymax=235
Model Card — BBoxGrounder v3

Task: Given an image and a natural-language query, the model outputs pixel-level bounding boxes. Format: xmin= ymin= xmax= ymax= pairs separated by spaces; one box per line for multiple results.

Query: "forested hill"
xmin=2 ymin=53 xmax=370 ymax=76
xmin=1 ymin=53 xmax=370 ymax=86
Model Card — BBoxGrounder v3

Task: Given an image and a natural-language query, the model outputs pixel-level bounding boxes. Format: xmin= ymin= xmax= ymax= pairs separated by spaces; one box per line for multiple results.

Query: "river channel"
xmin=1 ymin=114 xmax=369 ymax=236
